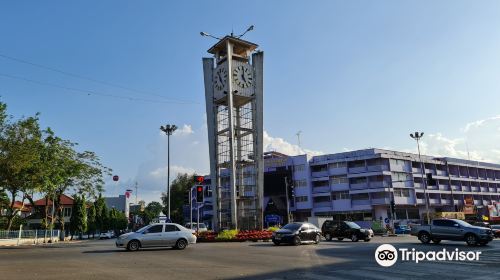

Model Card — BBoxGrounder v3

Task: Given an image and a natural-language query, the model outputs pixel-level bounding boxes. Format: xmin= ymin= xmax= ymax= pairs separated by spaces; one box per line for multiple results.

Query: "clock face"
xmin=213 ymin=67 xmax=227 ymax=91
xmin=233 ymin=65 xmax=253 ymax=88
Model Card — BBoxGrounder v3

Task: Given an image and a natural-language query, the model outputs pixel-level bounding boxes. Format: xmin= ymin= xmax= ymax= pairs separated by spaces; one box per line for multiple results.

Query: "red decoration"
xmin=112 ymin=175 xmax=119 ymax=181
xmin=195 ymin=176 xmax=204 ymax=183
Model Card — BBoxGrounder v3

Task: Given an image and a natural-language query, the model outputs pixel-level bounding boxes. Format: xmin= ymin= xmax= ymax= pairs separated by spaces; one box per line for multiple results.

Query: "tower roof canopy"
xmin=207 ymin=36 xmax=258 ymax=56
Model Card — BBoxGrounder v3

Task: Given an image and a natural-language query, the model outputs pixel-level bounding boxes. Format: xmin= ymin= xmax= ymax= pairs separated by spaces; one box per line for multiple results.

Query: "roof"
xmin=12 ymin=201 xmax=32 ymax=212
xmin=207 ymin=36 xmax=258 ymax=55
xmin=34 ymin=194 xmax=74 ymax=206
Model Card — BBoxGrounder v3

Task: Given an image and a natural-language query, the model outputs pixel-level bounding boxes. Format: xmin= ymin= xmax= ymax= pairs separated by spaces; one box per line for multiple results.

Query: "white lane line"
xmin=360 ymin=266 xmax=427 ymax=276
xmin=333 ymin=269 xmax=401 ymax=280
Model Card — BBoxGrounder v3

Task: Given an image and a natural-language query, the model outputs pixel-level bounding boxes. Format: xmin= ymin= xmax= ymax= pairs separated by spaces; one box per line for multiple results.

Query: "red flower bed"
xmin=196 ymin=230 xmax=273 ymax=242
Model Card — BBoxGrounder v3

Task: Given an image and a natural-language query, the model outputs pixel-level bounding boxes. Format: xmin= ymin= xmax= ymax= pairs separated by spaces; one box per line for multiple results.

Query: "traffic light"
xmin=390 ymin=199 xmax=396 ymax=214
xmin=426 ymin=173 xmax=436 ymax=186
xmin=196 ymin=186 xmax=204 ymax=202
xmin=194 ymin=176 xmax=204 ymax=184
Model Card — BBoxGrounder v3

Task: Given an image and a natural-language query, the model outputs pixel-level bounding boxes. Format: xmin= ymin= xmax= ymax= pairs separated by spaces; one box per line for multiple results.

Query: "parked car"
xmin=115 ymin=223 xmax=197 ymax=251
xmin=272 ymin=222 xmax=321 ymax=246
xmin=490 ymin=225 xmax=500 ymax=238
xmin=184 ymin=222 xmax=208 ymax=233
xmin=394 ymin=225 xmax=411 ymax=234
xmin=411 ymin=219 xmax=494 ymax=246
xmin=321 ymin=221 xmax=374 ymax=242
xmin=99 ymin=231 xmax=115 ymax=239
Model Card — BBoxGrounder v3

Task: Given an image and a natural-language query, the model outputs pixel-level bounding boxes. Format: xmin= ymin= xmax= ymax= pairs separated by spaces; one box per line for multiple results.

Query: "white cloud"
xmin=463 ymin=115 xmax=500 ymax=132
xmin=150 ymin=165 xmax=198 ymax=179
xmin=175 ymin=124 xmax=194 ymax=136
xmin=263 ymin=131 xmax=323 ymax=156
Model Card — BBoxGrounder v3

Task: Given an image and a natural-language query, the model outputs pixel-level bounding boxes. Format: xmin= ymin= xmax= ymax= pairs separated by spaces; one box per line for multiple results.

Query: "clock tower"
xmin=202 ymin=34 xmax=264 ymax=230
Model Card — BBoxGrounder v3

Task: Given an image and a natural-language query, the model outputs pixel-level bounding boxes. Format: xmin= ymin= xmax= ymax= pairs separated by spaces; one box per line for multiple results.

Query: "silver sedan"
xmin=116 ymin=223 xmax=197 ymax=251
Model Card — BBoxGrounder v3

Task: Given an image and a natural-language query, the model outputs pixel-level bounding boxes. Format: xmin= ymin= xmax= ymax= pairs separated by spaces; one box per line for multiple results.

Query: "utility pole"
xmin=410 ymin=132 xmax=431 ymax=225
xmin=189 ymin=187 xmax=193 ymax=229
xmin=134 ymin=182 xmax=138 ymax=205
xmin=284 ymin=176 xmax=291 ymax=224
xmin=160 ymin=124 xmax=177 ymax=220
xmin=296 ymin=131 xmax=302 ymax=149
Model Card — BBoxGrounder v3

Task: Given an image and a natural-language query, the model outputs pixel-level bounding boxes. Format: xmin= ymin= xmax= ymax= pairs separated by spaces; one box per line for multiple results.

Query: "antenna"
xmin=200 ymin=25 xmax=254 ymax=40
xmin=135 ymin=182 xmax=138 ymax=204
xmin=466 ymin=142 xmax=471 ymax=161
xmin=296 ymin=130 xmax=302 ymax=148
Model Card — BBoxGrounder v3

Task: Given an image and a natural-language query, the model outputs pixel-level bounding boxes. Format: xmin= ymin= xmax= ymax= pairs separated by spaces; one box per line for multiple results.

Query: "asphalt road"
xmin=1 ymin=236 xmax=499 ymax=280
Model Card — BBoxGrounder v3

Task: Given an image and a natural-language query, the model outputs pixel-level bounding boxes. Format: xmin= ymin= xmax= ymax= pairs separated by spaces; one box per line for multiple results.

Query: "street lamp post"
xmin=410 ymin=132 xmax=431 ymax=225
xmin=160 ymin=124 xmax=177 ymax=220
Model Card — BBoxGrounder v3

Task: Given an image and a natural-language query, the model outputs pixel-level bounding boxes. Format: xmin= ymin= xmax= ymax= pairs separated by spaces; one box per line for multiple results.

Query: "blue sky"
xmin=1 ymin=1 xmax=500 ymax=203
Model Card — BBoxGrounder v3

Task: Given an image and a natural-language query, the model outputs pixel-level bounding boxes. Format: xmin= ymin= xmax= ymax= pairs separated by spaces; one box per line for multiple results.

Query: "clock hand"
xmin=241 ymin=73 xmax=246 ymax=83
xmin=218 ymin=74 xmax=224 ymax=85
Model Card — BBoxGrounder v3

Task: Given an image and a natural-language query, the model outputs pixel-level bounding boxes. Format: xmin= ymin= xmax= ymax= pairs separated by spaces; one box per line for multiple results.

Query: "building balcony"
xmin=367 ymin=165 xmax=389 ymax=172
xmin=438 ymin=185 xmax=450 ymax=191
xmin=451 ymin=185 xmax=461 ymax=191
xmin=348 ymin=167 xmax=367 ymax=173
xmin=350 ymin=183 xmax=369 ymax=190
xmin=480 ymin=187 xmax=488 ymax=192
xmin=412 ymin=167 xmax=422 ymax=173
xmin=330 ymin=183 xmax=349 ymax=191
xmin=312 ymin=186 xmax=330 ymax=193
xmin=429 ymin=198 xmax=441 ymax=205
xmin=427 ymin=185 xmax=439 ymax=190
xmin=416 ymin=198 xmax=425 ymax=205
xmin=311 ymin=170 xmax=329 ymax=178
xmin=371 ymin=198 xmax=390 ymax=205
xmin=414 ymin=182 xmax=423 ymax=189
xmin=352 ymin=199 xmax=371 ymax=206
xmin=394 ymin=197 xmax=414 ymax=205
xmin=471 ymin=187 xmax=480 ymax=192
xmin=441 ymin=199 xmax=452 ymax=205
xmin=313 ymin=201 xmax=332 ymax=209
xmin=329 ymin=167 xmax=347 ymax=175
xmin=436 ymin=170 xmax=448 ymax=176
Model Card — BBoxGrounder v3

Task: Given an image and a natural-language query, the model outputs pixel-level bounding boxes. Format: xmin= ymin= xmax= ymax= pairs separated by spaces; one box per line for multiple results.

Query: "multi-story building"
xmin=193 ymin=148 xmax=500 ymax=228
xmin=105 ymin=194 xmax=130 ymax=218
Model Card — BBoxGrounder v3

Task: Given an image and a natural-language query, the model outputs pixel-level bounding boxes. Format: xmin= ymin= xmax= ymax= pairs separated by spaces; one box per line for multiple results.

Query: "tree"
xmin=108 ymin=208 xmax=128 ymax=234
xmin=0 ymin=102 xmax=43 ymax=230
xmin=87 ymin=203 xmax=97 ymax=238
xmin=161 ymin=173 xmax=196 ymax=224
xmin=69 ymin=195 xmax=87 ymax=239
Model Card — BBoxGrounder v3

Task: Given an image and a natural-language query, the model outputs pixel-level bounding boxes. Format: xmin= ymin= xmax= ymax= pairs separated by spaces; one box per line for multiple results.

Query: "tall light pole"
xmin=410 ymin=132 xmax=431 ymax=225
xmin=160 ymin=124 xmax=177 ymax=220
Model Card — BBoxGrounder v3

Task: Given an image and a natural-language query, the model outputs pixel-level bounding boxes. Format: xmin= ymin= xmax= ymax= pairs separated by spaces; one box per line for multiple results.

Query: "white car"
xmin=99 ymin=231 xmax=115 ymax=239
xmin=115 ymin=223 xmax=197 ymax=251
xmin=184 ymin=222 xmax=208 ymax=233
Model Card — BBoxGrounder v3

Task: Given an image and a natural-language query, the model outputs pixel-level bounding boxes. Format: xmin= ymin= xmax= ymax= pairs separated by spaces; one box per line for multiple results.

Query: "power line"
xmin=0 ymin=72 xmax=193 ymax=104
xmin=0 ymin=52 xmax=197 ymax=104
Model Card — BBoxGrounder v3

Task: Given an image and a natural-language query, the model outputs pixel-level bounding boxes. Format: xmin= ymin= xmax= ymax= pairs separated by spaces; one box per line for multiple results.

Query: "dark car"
xmin=321 ymin=221 xmax=374 ymax=242
xmin=490 ymin=225 xmax=500 ymax=238
xmin=272 ymin=222 xmax=321 ymax=246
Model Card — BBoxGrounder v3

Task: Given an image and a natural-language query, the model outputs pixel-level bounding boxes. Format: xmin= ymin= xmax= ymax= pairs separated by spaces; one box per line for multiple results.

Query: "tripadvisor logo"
xmin=375 ymin=244 xmax=398 ymax=267
xmin=375 ymin=244 xmax=482 ymax=267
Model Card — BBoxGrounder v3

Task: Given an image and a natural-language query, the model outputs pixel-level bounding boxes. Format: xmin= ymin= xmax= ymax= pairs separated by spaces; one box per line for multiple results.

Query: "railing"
xmin=0 ymin=229 xmax=60 ymax=245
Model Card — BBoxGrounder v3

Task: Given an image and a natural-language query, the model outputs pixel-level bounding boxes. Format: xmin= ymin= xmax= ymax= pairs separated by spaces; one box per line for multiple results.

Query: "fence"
xmin=0 ymin=229 xmax=60 ymax=245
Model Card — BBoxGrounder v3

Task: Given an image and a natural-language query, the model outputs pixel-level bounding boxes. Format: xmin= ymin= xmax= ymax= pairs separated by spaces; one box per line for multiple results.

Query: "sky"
xmin=1 ymin=1 xmax=500 ymax=203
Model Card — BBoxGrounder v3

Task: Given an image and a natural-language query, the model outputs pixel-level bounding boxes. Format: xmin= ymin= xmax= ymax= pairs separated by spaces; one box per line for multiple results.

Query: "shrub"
xmin=216 ymin=229 xmax=239 ymax=241
xmin=267 ymin=226 xmax=279 ymax=232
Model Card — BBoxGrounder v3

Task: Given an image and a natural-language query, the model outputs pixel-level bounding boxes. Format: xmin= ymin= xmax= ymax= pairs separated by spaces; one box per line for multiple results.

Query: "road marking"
xmin=300 ymin=272 xmax=348 ymax=280
xmin=333 ymin=269 xmax=401 ymax=280
xmin=360 ymin=266 xmax=427 ymax=276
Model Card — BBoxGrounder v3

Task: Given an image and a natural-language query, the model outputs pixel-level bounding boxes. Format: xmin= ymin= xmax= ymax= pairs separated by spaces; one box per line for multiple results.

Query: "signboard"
xmin=463 ymin=205 xmax=475 ymax=215
xmin=264 ymin=214 xmax=282 ymax=224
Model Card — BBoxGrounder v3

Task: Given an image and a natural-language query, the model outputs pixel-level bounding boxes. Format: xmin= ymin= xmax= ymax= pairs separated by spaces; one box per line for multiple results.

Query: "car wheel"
xmin=337 ymin=238 xmax=344 ymax=241
xmin=273 ymin=241 xmax=280 ymax=246
xmin=432 ymin=238 xmax=441 ymax=244
xmin=465 ymin=234 xmax=478 ymax=246
xmin=175 ymin=239 xmax=188 ymax=250
xmin=127 ymin=240 xmax=140 ymax=251
xmin=325 ymin=233 xmax=332 ymax=241
xmin=293 ymin=236 xmax=301 ymax=246
xmin=351 ymin=234 xmax=359 ymax=242
xmin=418 ymin=232 xmax=431 ymax=244
xmin=314 ymin=234 xmax=320 ymax=244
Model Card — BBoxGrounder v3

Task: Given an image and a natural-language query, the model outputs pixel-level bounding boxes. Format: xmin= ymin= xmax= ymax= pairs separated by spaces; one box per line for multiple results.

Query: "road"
xmin=1 ymin=236 xmax=499 ymax=280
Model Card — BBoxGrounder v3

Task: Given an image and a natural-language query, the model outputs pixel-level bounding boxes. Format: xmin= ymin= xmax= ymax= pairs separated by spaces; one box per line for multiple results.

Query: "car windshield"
xmin=345 ymin=222 xmax=361 ymax=229
xmin=135 ymin=225 xmax=150 ymax=233
xmin=455 ymin=220 xmax=472 ymax=227
xmin=282 ymin=223 xmax=301 ymax=231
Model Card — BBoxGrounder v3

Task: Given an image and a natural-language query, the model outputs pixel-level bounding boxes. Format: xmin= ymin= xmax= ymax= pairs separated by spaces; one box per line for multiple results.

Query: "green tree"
xmin=87 ymin=203 xmax=97 ymax=238
xmin=0 ymin=102 xmax=43 ymax=230
xmin=69 ymin=195 xmax=87 ymax=239
xmin=161 ymin=173 xmax=196 ymax=224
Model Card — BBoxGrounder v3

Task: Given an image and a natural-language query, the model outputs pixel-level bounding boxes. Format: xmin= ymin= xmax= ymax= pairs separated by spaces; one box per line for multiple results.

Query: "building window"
xmin=294 ymin=179 xmax=307 ymax=188
xmin=313 ymin=180 xmax=329 ymax=187
xmin=295 ymin=196 xmax=308 ymax=203
xmin=331 ymin=191 xmax=350 ymax=200
xmin=350 ymin=177 xmax=367 ymax=184
xmin=393 ymin=188 xmax=410 ymax=197
xmin=392 ymin=172 xmax=411 ymax=182
xmin=63 ymin=207 xmax=72 ymax=217
xmin=329 ymin=162 xmax=347 ymax=168
xmin=351 ymin=193 xmax=369 ymax=200
xmin=330 ymin=175 xmax=348 ymax=185
xmin=294 ymin=164 xmax=305 ymax=172
xmin=313 ymin=196 xmax=330 ymax=203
